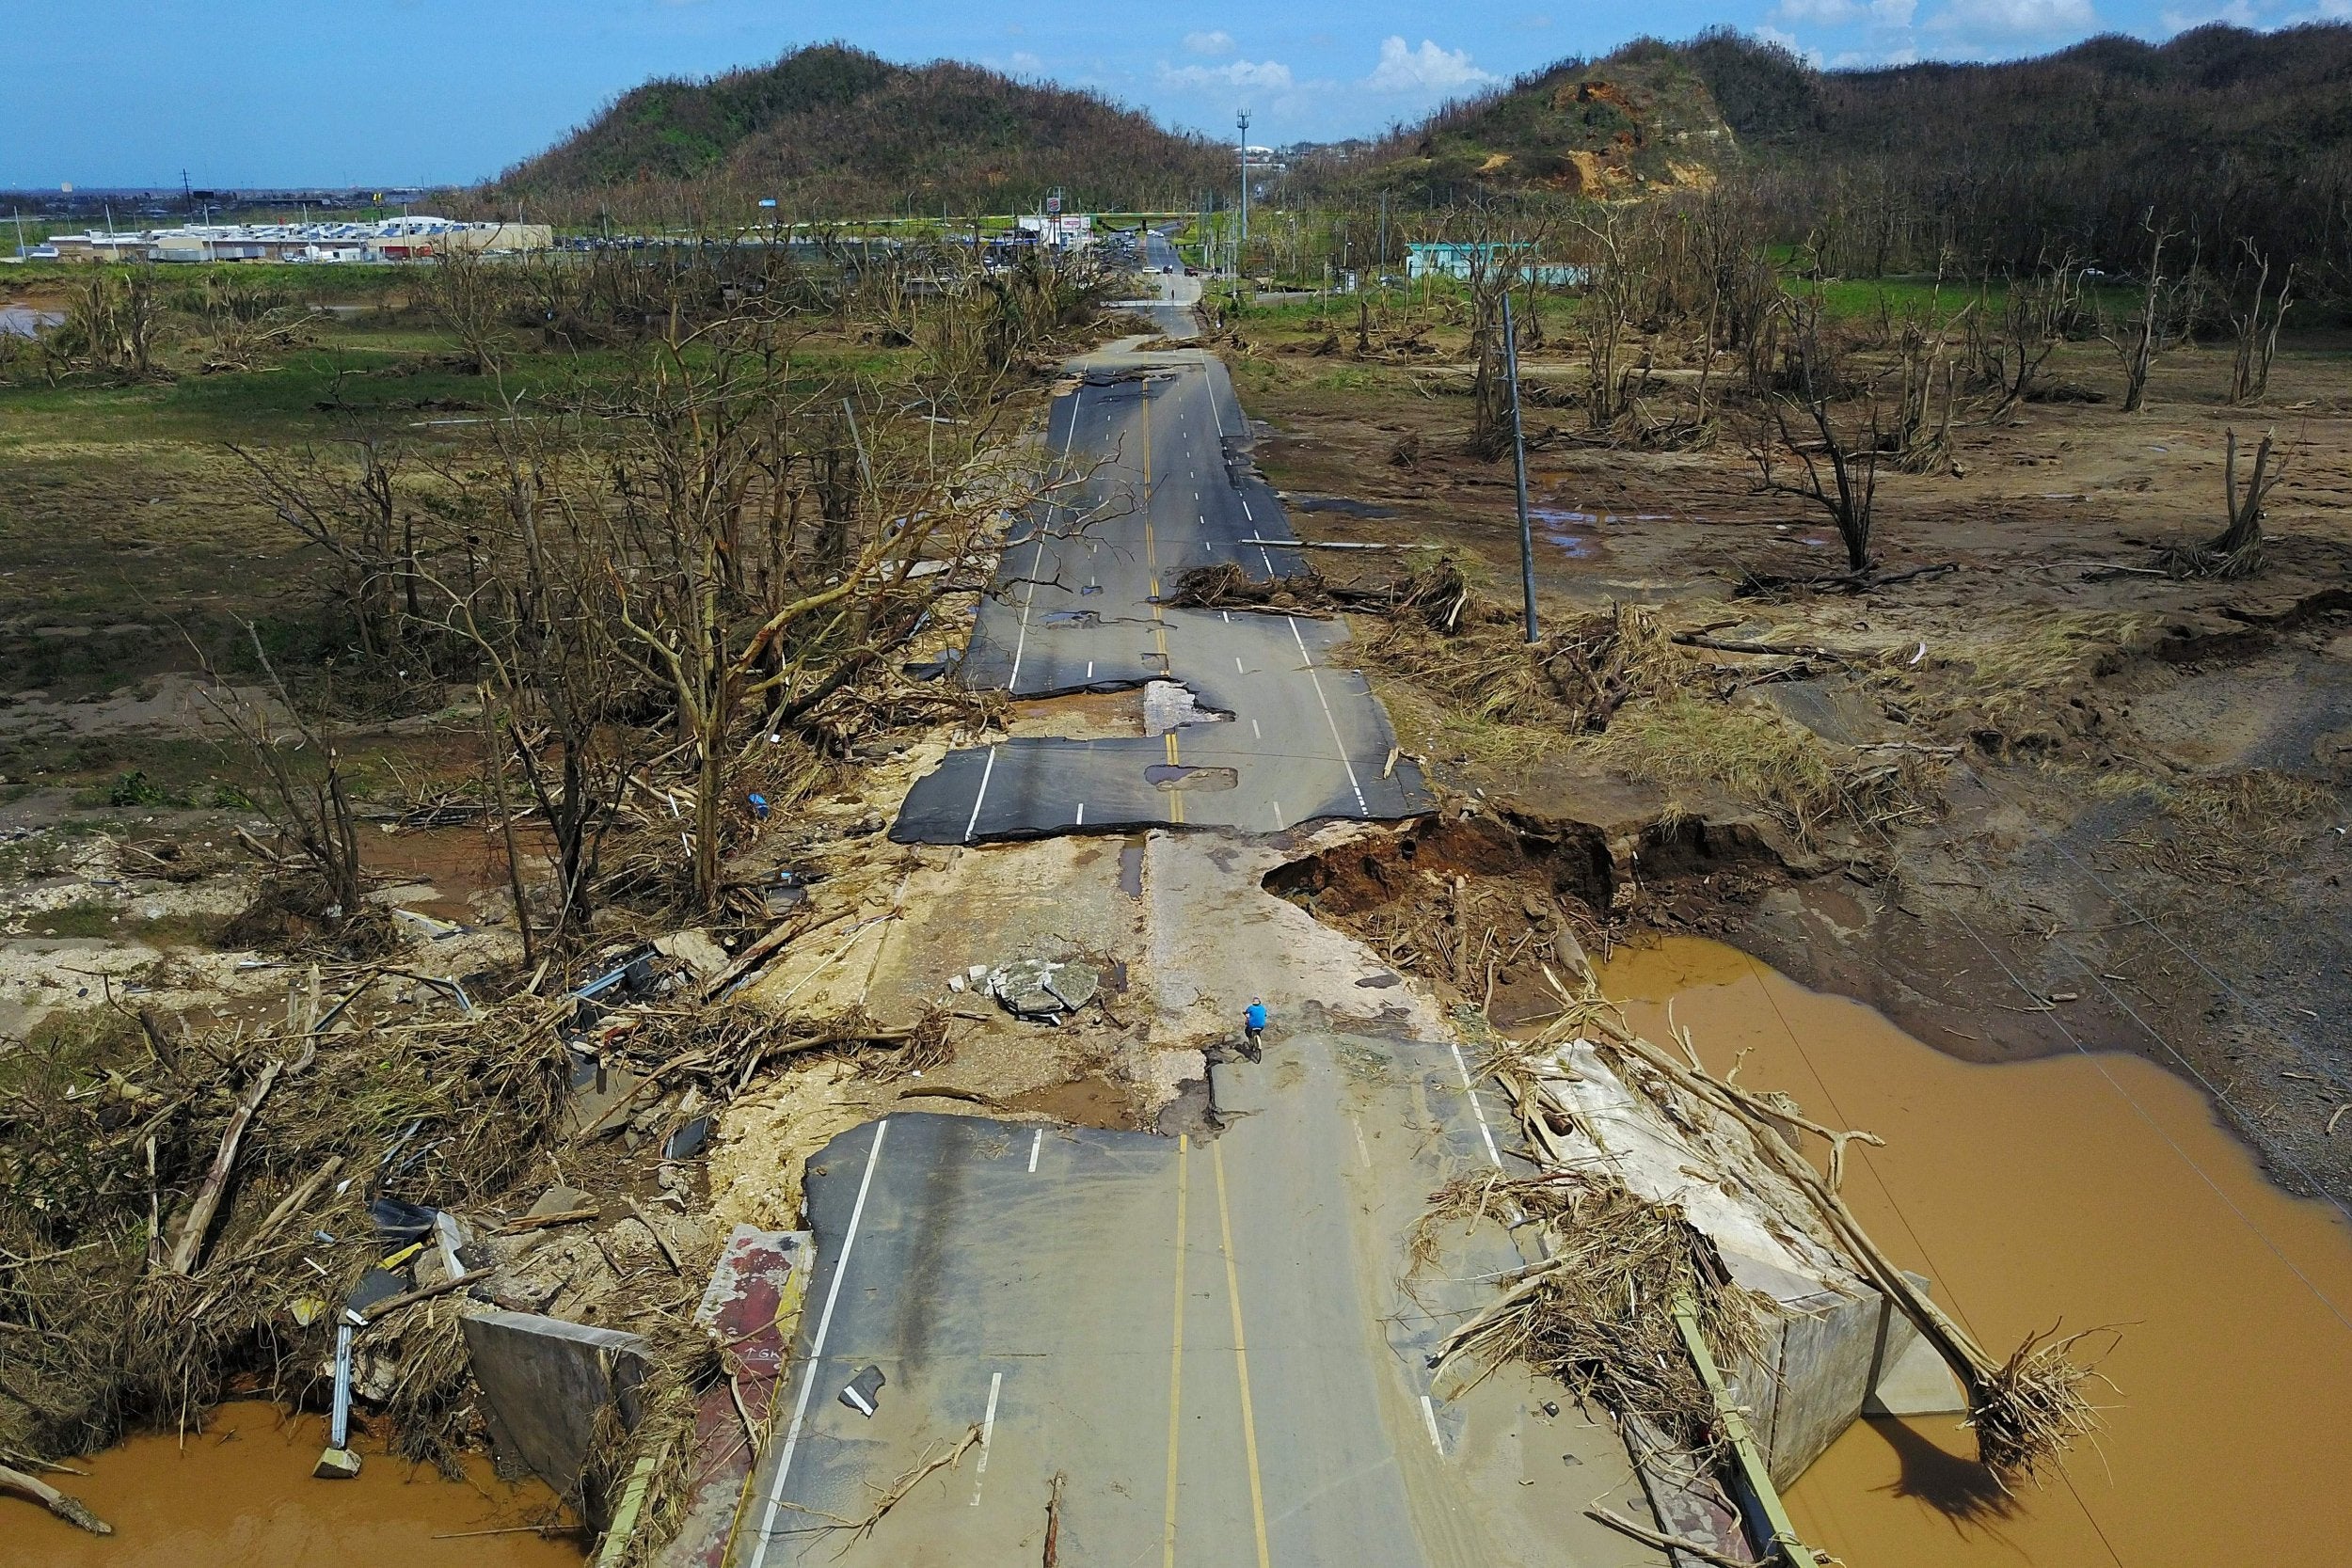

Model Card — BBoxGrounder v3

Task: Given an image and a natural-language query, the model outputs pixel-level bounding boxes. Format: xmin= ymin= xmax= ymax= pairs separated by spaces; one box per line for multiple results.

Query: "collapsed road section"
xmin=892 ymin=331 xmax=1430 ymax=842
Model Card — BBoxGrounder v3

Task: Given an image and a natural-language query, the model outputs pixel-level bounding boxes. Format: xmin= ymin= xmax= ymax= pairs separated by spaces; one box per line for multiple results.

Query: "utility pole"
xmin=1502 ymin=292 xmax=1539 ymax=642
xmin=1377 ymin=191 xmax=1388 ymax=279
xmin=1236 ymin=108 xmax=1250 ymax=278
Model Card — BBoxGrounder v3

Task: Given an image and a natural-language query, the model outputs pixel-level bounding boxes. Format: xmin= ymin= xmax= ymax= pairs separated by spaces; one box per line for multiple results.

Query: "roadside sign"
xmin=1046 ymin=194 xmax=1062 ymax=214
xmin=757 ymin=198 xmax=777 ymax=209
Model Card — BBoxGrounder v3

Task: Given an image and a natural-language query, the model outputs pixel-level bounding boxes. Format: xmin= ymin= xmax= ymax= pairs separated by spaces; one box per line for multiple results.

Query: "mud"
xmin=14 ymin=1402 xmax=581 ymax=1567
xmin=1598 ymin=936 xmax=2352 ymax=1568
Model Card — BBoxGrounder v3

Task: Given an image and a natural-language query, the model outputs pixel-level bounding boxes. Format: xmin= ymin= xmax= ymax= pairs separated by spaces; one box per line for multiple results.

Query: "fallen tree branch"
xmin=0 ymin=1462 xmax=111 ymax=1535
xmin=627 ymin=1197 xmax=685 ymax=1275
xmin=497 ymin=1208 xmax=599 ymax=1235
xmin=167 ymin=1055 xmax=287 ymax=1275
xmin=1671 ymin=632 xmax=1852 ymax=662
xmin=358 ymin=1268 xmax=489 ymax=1325
xmin=1583 ymin=1504 xmax=1746 ymax=1568
xmin=850 ymin=1423 xmax=982 ymax=1540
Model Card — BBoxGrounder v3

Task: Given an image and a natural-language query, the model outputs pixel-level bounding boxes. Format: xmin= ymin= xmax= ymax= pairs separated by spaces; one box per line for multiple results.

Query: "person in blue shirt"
xmin=1243 ymin=996 xmax=1268 ymax=1060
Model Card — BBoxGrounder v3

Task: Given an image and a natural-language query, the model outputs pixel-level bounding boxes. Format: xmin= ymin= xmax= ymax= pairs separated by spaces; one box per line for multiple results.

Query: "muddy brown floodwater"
xmin=15 ymin=1402 xmax=583 ymax=1568
xmin=1597 ymin=937 xmax=2352 ymax=1567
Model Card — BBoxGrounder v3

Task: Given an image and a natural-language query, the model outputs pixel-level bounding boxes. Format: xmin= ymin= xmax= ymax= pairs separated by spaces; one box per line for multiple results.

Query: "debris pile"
xmin=1438 ymin=979 xmax=2106 ymax=1486
xmin=0 ymin=929 xmax=949 ymax=1531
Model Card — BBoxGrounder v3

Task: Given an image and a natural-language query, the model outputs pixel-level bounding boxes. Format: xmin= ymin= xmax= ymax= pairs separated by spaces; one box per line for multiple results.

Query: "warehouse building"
xmin=41 ymin=217 xmax=552 ymax=263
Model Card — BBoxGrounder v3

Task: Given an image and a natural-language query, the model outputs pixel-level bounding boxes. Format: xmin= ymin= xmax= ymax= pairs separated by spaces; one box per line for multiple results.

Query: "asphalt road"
xmin=891 ymin=240 xmax=1430 ymax=842
xmin=725 ymin=243 xmax=1662 ymax=1568
xmin=731 ymin=1032 xmax=1661 ymax=1568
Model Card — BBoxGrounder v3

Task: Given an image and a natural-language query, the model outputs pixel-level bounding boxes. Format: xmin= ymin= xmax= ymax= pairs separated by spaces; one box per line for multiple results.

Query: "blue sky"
xmin=7 ymin=0 xmax=2346 ymax=188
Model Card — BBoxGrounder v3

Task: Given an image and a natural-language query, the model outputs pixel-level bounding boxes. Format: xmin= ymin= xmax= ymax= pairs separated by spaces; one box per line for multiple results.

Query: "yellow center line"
xmin=1166 ymin=727 xmax=1185 ymax=824
xmin=1212 ymin=1140 xmax=1274 ymax=1568
xmin=1162 ymin=1134 xmax=1190 ymax=1568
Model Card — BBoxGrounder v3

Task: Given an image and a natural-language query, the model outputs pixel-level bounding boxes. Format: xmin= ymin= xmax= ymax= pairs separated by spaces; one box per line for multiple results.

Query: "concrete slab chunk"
xmin=312 ymin=1447 xmax=362 ymax=1480
xmin=461 ymin=1309 xmax=648 ymax=1513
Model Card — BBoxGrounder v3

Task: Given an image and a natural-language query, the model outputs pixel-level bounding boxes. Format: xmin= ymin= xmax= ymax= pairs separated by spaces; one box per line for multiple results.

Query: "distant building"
xmin=43 ymin=217 xmax=553 ymax=264
xmin=1014 ymin=213 xmax=1094 ymax=247
xmin=1406 ymin=242 xmax=1589 ymax=287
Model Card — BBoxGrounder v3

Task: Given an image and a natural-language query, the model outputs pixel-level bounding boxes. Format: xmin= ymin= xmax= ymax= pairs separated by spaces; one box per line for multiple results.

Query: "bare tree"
xmin=230 ymin=440 xmax=416 ymax=661
xmin=2100 ymin=216 xmax=2201 ymax=413
xmin=2226 ymin=244 xmax=2295 ymax=406
xmin=1755 ymin=296 xmax=1882 ymax=578
xmin=421 ymin=246 xmax=518 ymax=378
xmin=594 ymin=305 xmax=1040 ymax=910
xmin=198 ymin=626 xmax=368 ymax=930
xmin=1889 ymin=298 xmax=1967 ymax=473
xmin=2163 ymin=426 xmax=2283 ymax=578
xmin=423 ymin=416 xmax=639 ymax=944
xmin=1968 ymin=259 xmax=2084 ymax=417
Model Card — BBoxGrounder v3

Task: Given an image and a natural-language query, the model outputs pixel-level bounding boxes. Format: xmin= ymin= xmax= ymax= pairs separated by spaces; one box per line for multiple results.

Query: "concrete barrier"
xmin=461 ymin=1310 xmax=650 ymax=1519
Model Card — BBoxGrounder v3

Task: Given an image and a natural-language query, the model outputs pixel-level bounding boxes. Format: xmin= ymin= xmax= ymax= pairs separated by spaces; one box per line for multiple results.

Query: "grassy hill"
xmin=493 ymin=43 xmax=1230 ymax=222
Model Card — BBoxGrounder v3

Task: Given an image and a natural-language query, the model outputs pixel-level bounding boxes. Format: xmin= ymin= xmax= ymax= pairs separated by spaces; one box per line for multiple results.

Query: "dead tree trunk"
xmin=2163 ymin=427 xmax=2280 ymax=578
xmin=2228 ymin=249 xmax=2293 ymax=406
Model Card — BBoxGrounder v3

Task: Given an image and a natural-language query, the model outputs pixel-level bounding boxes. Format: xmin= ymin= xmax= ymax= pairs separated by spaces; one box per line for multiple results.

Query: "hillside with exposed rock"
xmin=1361 ymin=40 xmax=1738 ymax=202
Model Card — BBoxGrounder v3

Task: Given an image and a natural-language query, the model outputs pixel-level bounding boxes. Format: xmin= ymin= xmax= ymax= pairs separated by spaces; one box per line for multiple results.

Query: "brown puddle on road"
xmin=16 ymin=1402 xmax=582 ymax=1568
xmin=1598 ymin=936 xmax=2352 ymax=1568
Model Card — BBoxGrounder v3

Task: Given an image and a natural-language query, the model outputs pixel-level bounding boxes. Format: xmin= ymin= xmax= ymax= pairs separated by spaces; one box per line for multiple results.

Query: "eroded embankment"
xmin=1263 ymin=798 xmax=1783 ymax=1023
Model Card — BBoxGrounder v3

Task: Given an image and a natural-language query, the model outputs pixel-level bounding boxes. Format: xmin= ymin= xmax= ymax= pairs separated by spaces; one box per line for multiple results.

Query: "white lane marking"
xmin=962 ymin=746 xmax=999 ymax=844
xmin=1201 ymin=354 xmax=1225 ymax=437
xmin=1235 ymin=656 xmax=1245 ymax=673
xmin=748 ymin=1120 xmax=890 ymax=1568
xmin=971 ymin=1370 xmax=1005 ymax=1506
xmin=1449 ymin=1041 xmax=1505 ymax=1169
xmin=1007 ymin=396 xmax=1083 ymax=693
xmin=1351 ymin=1117 xmax=1373 ymax=1170
xmin=1287 ymin=617 xmax=1370 ymax=816
xmin=1241 ymin=498 xmax=1253 ymax=521
xmin=1250 ymin=718 xmax=1261 ymax=738
xmin=1086 ymin=661 xmax=1094 ymax=679
xmin=1421 ymin=1394 xmax=1445 ymax=1453
xmin=1270 ymin=800 xmax=1285 ymax=830
xmin=1028 ymin=1129 xmax=1043 ymax=1173
xmin=1075 ymin=801 xmax=1086 ymax=827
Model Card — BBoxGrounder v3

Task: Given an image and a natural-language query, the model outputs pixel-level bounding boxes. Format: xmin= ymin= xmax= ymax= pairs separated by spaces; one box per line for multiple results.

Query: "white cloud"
xmin=1929 ymin=0 xmax=2097 ymax=35
xmin=1756 ymin=24 xmax=1830 ymax=64
xmin=2159 ymin=0 xmax=2256 ymax=28
xmin=1159 ymin=57 xmax=1297 ymax=92
xmin=1183 ymin=30 xmax=1236 ymax=56
xmin=1361 ymin=37 xmax=1499 ymax=95
xmin=1006 ymin=51 xmax=1044 ymax=74
xmin=1776 ymin=0 xmax=1915 ymax=26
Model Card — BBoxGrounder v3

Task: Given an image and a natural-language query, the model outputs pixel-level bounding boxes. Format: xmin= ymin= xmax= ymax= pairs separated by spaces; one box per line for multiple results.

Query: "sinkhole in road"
xmin=1003 ymin=680 xmax=1233 ymax=743
xmin=1144 ymin=763 xmax=1239 ymax=791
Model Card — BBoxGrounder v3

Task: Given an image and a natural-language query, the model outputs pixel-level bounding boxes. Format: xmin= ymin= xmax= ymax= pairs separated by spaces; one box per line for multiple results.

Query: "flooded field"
xmin=1598 ymin=937 xmax=2352 ymax=1567
xmin=15 ymin=1402 xmax=583 ymax=1567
